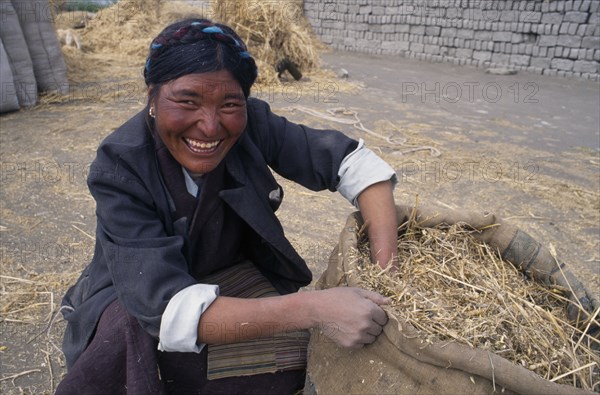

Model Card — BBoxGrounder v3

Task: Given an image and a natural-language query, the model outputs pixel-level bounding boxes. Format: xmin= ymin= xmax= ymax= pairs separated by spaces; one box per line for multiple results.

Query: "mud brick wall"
xmin=303 ymin=1 xmax=600 ymax=80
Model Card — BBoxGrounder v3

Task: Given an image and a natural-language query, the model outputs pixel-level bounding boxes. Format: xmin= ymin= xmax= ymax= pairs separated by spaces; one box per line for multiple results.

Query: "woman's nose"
xmin=197 ymin=111 xmax=219 ymax=138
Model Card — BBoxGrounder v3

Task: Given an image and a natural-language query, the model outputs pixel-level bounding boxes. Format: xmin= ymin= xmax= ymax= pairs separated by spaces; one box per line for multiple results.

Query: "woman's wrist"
xmin=283 ymin=290 xmax=320 ymax=330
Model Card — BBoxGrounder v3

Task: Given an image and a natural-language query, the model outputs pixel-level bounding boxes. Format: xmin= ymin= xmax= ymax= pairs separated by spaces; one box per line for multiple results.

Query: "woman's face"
xmin=151 ymin=70 xmax=247 ymax=175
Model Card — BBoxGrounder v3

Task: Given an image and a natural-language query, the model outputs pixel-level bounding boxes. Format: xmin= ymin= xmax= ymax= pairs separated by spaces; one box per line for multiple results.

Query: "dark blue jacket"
xmin=61 ymin=98 xmax=358 ymax=369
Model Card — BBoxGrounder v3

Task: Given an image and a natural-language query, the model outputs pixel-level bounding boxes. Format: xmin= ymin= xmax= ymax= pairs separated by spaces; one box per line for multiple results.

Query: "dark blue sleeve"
xmin=87 ymin=153 xmax=196 ymax=337
xmin=246 ymin=98 xmax=358 ymax=192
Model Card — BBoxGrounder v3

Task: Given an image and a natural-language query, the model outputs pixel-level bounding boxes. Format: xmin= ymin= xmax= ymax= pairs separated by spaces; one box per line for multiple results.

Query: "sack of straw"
xmin=308 ymin=205 xmax=599 ymax=394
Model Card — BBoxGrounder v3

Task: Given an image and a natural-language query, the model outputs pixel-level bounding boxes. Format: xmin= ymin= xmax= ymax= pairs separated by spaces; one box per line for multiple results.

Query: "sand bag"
xmin=309 ymin=205 xmax=599 ymax=395
xmin=0 ymin=39 xmax=21 ymax=113
xmin=0 ymin=1 xmax=37 ymax=107
xmin=11 ymin=0 xmax=69 ymax=94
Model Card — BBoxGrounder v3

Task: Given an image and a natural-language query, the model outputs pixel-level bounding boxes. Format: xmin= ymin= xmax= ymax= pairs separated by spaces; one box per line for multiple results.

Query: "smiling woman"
xmin=56 ymin=18 xmax=399 ymax=394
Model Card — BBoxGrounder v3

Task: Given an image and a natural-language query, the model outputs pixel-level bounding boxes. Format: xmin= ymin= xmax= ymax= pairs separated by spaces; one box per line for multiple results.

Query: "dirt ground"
xmin=0 ymin=46 xmax=599 ymax=393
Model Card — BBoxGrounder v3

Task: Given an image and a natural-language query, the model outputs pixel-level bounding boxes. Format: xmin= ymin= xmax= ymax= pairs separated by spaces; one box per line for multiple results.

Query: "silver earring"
xmin=149 ymin=107 xmax=156 ymax=118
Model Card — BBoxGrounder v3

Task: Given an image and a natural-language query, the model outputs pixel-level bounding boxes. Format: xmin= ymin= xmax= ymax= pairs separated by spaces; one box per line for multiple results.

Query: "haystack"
xmin=54 ymin=0 xmax=205 ymax=68
xmin=212 ymin=0 xmax=324 ymax=85
xmin=53 ymin=0 xmax=328 ymax=89
xmin=45 ymin=0 xmax=207 ymax=104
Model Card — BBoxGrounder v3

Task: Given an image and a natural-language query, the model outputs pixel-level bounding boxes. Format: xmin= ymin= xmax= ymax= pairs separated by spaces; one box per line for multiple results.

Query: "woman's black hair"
xmin=144 ymin=18 xmax=258 ymax=99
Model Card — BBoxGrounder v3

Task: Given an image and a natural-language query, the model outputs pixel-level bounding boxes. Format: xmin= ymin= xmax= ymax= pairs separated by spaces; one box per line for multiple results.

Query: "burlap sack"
xmin=308 ymin=205 xmax=598 ymax=395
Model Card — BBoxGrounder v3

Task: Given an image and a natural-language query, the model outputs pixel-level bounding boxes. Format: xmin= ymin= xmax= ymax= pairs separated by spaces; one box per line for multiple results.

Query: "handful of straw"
xmin=356 ymin=214 xmax=600 ymax=391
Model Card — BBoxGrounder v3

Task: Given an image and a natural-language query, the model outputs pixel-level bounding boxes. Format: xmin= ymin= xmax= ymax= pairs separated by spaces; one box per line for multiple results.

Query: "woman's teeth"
xmin=185 ymin=138 xmax=220 ymax=152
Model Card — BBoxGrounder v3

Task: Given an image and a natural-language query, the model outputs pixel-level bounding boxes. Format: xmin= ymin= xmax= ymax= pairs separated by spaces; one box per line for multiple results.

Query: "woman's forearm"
xmin=198 ymin=293 xmax=312 ymax=344
xmin=197 ymin=288 xmax=389 ymax=347
xmin=356 ymin=180 xmax=398 ymax=268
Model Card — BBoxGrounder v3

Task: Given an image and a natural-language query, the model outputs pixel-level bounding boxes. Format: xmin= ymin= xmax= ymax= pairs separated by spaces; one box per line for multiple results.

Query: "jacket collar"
xmin=223 ymin=133 xmax=249 ymax=188
xmin=153 ymin=131 xmax=197 ymax=221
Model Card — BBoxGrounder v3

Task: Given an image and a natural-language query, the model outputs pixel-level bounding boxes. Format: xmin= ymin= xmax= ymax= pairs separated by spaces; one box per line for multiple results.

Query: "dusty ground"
xmin=0 ymin=48 xmax=598 ymax=393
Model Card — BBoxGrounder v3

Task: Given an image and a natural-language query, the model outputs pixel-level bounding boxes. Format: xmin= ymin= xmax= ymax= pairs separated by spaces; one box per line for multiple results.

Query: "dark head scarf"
xmin=144 ymin=18 xmax=258 ymax=98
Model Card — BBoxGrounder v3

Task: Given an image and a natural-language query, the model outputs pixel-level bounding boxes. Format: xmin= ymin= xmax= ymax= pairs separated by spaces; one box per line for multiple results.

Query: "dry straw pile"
xmin=51 ymin=0 xmax=330 ymax=90
xmin=45 ymin=0 xmax=202 ymax=104
xmin=57 ymin=0 xmax=199 ymax=78
xmin=213 ymin=0 xmax=324 ymax=85
xmin=357 ymin=212 xmax=600 ymax=392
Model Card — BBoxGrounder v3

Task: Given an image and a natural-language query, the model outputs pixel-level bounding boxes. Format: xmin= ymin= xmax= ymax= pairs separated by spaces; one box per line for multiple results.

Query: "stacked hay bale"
xmin=1 ymin=0 xmax=69 ymax=112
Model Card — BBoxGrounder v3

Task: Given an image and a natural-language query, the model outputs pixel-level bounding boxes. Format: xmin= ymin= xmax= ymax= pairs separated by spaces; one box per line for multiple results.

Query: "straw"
xmin=356 ymin=215 xmax=600 ymax=391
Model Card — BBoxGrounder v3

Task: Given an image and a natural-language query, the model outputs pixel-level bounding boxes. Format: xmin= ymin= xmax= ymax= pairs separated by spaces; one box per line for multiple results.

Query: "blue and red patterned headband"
xmin=145 ymin=21 xmax=253 ymax=74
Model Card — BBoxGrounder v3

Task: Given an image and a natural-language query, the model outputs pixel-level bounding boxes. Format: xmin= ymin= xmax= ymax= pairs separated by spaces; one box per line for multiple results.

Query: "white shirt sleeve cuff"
xmin=158 ymin=284 xmax=219 ymax=353
xmin=337 ymin=139 xmax=398 ymax=208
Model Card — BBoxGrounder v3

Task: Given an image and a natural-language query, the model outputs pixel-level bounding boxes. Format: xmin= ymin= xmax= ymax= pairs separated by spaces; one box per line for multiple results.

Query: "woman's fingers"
xmin=355 ymin=288 xmax=390 ymax=326
xmin=315 ymin=287 xmax=390 ymax=348
xmin=371 ymin=305 xmax=388 ymax=327
xmin=366 ymin=320 xmax=384 ymax=337
xmin=358 ymin=288 xmax=391 ymax=306
xmin=355 ymin=333 xmax=377 ymax=348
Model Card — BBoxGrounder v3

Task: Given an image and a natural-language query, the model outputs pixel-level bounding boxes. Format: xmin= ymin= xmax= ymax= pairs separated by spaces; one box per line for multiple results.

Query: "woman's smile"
xmin=183 ymin=137 xmax=223 ymax=154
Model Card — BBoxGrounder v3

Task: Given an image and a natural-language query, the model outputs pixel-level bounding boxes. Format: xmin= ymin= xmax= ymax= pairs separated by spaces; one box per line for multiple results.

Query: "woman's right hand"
xmin=307 ymin=287 xmax=390 ymax=348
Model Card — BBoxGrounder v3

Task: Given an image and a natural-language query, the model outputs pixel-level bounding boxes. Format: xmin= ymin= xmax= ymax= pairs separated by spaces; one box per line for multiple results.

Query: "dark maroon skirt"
xmin=56 ymin=299 xmax=306 ymax=395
